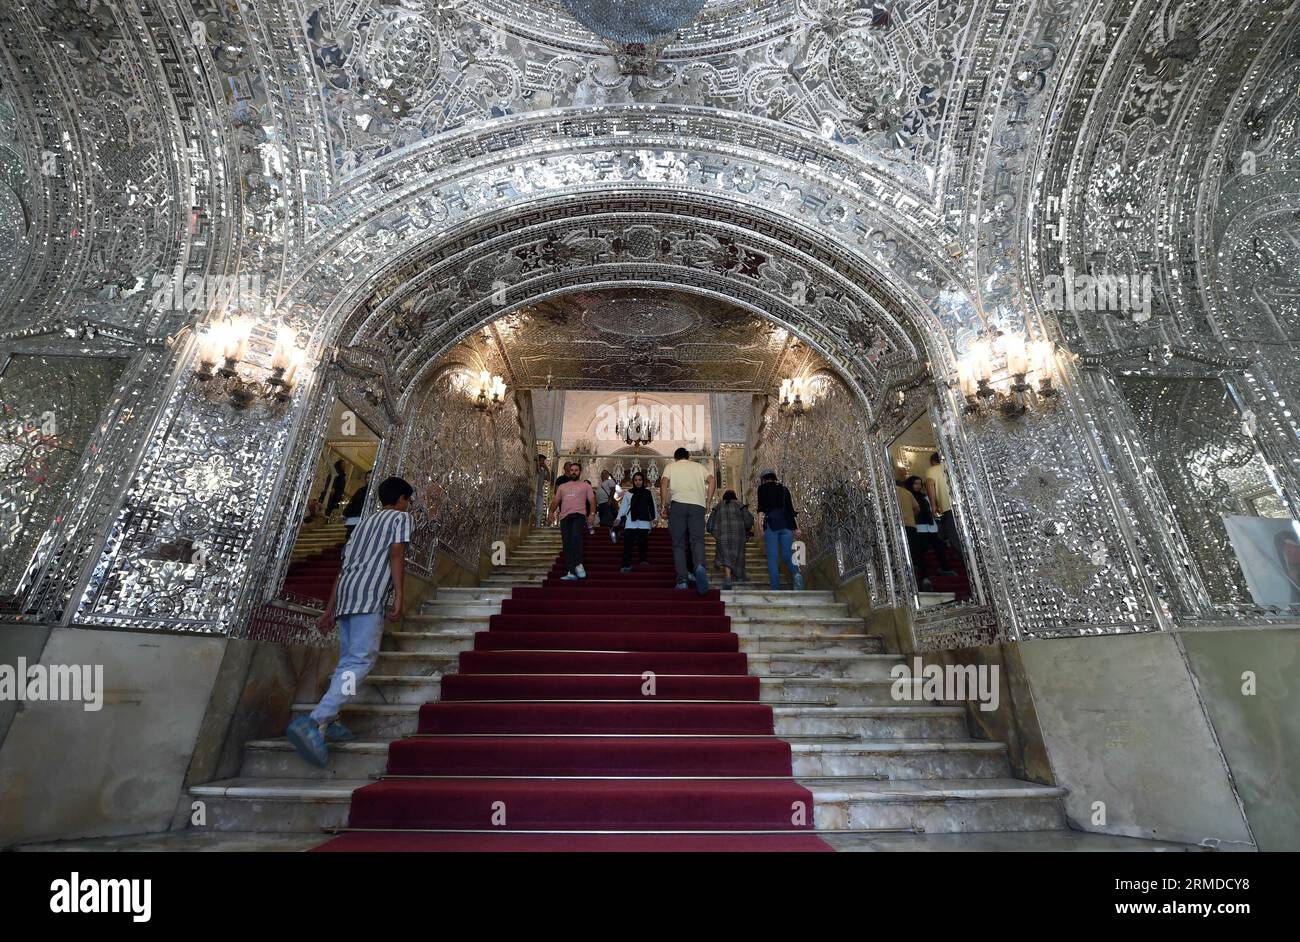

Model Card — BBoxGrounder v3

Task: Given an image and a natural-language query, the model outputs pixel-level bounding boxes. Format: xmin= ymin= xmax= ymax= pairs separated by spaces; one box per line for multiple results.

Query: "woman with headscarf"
xmin=707 ymin=490 xmax=754 ymax=589
xmin=615 ymin=471 xmax=657 ymax=571
xmin=906 ymin=474 xmax=956 ymax=587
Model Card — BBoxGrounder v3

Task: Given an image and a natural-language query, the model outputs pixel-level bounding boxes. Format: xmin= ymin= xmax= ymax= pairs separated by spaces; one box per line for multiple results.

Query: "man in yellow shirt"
xmin=925 ymin=452 xmax=959 ymax=552
xmin=659 ymin=447 xmax=715 ymax=594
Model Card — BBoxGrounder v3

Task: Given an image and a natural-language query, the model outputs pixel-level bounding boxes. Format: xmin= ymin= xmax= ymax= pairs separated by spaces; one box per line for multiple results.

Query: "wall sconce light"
xmin=194 ymin=315 xmax=305 ymax=409
xmin=473 ymin=370 xmax=507 ymax=413
xmin=956 ymin=329 xmax=1060 ymax=418
xmin=779 ymin=377 xmax=811 ymax=415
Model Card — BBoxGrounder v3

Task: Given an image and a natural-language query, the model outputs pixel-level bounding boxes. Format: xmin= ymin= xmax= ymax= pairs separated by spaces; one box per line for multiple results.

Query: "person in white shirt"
xmin=615 ymin=471 xmax=657 ymax=570
xmin=595 ymin=469 xmax=618 ymax=528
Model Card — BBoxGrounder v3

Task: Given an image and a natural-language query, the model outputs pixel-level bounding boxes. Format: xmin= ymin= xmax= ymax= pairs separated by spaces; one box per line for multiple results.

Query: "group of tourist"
xmin=896 ymin=452 xmax=960 ymax=591
xmin=546 ymin=448 xmax=804 ymax=594
xmin=284 ymin=451 xmax=806 ymax=768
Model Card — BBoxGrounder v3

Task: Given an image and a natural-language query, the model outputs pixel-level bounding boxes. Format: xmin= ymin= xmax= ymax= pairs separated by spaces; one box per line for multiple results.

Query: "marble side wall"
xmin=1018 ymin=632 xmax=1255 ymax=849
xmin=921 ymin=644 xmax=1055 ymax=786
xmin=0 ymin=624 xmax=51 ymax=751
xmin=0 ymin=627 xmax=226 ymax=848
xmin=183 ymin=639 xmax=336 ymax=788
xmin=1180 ymin=627 xmax=1300 ymax=851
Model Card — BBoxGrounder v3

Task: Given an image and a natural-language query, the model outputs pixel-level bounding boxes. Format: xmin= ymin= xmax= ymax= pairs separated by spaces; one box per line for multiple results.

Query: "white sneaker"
xmin=561 ymin=572 xmax=578 ymax=581
xmin=575 ymin=564 xmax=587 ymax=579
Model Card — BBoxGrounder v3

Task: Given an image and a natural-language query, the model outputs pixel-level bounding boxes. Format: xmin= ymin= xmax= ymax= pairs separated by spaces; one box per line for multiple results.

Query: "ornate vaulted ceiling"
xmin=486 ymin=287 xmax=829 ymax=391
xmin=0 ymin=0 xmax=1297 ymax=402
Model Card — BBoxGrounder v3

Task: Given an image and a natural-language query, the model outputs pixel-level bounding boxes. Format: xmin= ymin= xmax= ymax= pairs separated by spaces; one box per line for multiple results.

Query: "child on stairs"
xmin=286 ymin=476 xmax=414 ymax=768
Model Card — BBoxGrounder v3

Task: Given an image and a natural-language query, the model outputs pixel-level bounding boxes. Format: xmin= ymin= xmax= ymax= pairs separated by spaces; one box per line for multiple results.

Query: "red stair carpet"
xmin=282 ymin=546 xmax=343 ymax=602
xmin=315 ymin=527 xmax=832 ymax=853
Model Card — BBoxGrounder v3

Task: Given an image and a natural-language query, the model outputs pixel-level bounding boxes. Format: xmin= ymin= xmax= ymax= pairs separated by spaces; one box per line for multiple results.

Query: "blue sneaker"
xmin=285 ymin=717 xmax=328 ymax=768
xmin=675 ymin=582 xmax=689 ymax=590
xmin=324 ymin=721 xmax=355 ymax=743
xmin=694 ymin=564 xmax=710 ymax=596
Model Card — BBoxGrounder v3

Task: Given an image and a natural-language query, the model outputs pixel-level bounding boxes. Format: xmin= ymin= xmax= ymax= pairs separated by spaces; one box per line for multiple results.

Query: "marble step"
xmin=744 ymin=653 xmax=904 ymax=680
xmin=432 ymin=587 xmax=515 ymax=602
xmin=774 ymin=705 xmax=967 ymax=739
xmin=291 ymin=702 xmax=420 ymax=739
xmin=722 ymin=589 xmax=837 ymax=603
xmin=420 ymin=593 xmax=844 ymax=614
xmin=401 ymin=613 xmax=491 ymax=630
xmin=356 ymin=674 xmax=927 ymax=708
xmin=288 ymin=701 xmax=964 ymax=741
xmin=241 ymin=736 xmax=1011 ymax=783
xmin=386 ymin=631 xmax=885 ymax=657
xmin=187 ymin=778 xmax=359 ymax=833
xmin=241 ymin=739 xmax=391 ymax=780
xmin=354 ymin=674 xmax=924 ymax=708
xmin=188 ymin=774 xmax=1061 ymax=836
xmin=724 ymin=603 xmax=854 ymax=619
xmin=738 ymin=637 xmax=885 ymax=654
xmin=400 ymin=612 xmax=867 ymax=641
xmin=727 ymin=617 xmax=868 ymax=637
xmin=386 ymin=630 xmax=479 ymax=654
xmin=760 ymin=678 xmax=953 ymax=707
xmin=372 ymin=651 xmax=461 ymax=675
xmin=355 ymin=675 xmax=442 ymax=704
xmin=803 ymin=778 xmax=1067 ymax=833
xmin=417 ymin=601 xmax=504 ymax=617
xmin=791 ymin=741 xmax=1011 ymax=779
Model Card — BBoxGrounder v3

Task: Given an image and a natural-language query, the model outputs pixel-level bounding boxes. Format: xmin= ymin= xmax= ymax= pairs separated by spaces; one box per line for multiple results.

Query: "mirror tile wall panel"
xmin=0 ymin=1 xmax=1296 ymax=645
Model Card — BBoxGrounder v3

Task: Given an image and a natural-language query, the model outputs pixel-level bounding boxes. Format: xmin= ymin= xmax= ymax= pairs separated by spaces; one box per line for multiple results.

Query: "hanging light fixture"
xmin=956 ymin=328 xmax=1061 ymax=418
xmin=473 ymin=370 xmax=507 ymax=413
xmin=193 ymin=311 xmax=304 ymax=410
xmin=778 ymin=377 xmax=810 ymax=415
xmin=616 ymin=393 xmax=659 ymax=450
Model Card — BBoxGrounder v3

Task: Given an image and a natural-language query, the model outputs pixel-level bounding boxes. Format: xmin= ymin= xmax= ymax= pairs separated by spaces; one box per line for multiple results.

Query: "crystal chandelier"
xmin=616 ymin=394 xmax=659 ymax=448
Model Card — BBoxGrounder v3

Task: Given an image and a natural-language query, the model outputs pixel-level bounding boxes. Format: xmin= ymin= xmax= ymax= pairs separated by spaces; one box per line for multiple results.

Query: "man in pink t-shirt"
xmin=551 ymin=461 xmax=597 ymax=579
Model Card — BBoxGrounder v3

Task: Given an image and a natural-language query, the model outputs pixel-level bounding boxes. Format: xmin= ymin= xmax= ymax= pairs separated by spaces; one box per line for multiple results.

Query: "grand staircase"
xmin=280 ymin=523 xmax=349 ymax=603
xmin=187 ymin=526 xmax=1066 ymax=849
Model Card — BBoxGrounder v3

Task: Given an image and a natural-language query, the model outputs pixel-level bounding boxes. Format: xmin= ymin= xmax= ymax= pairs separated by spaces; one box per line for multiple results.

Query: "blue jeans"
xmin=764 ymin=527 xmax=799 ymax=590
xmin=310 ymin=611 xmax=384 ymax=725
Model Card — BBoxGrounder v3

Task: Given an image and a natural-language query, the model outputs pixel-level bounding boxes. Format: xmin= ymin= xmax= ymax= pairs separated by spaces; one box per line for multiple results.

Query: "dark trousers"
xmin=923 ymin=530 xmax=950 ymax=570
xmin=939 ymin=510 xmax=960 ymax=553
xmin=668 ymin=502 xmax=706 ymax=583
xmin=561 ymin=512 xmax=586 ymax=572
xmin=597 ymin=502 xmax=615 ymax=527
xmin=622 ymin=527 xmax=649 ymax=566
xmin=907 ymin=527 xmax=949 ymax=580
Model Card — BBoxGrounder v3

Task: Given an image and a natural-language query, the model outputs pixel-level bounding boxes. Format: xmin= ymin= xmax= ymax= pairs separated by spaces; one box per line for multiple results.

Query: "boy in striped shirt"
xmin=286 ymin=476 xmax=414 ymax=767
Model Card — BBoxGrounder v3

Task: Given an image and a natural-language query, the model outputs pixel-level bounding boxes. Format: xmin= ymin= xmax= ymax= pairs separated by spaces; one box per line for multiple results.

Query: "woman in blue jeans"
xmin=756 ymin=470 xmax=804 ymax=591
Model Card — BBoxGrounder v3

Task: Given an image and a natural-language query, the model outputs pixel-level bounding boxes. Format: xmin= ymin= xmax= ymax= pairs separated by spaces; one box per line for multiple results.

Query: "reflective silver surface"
xmin=0 ymin=2 xmax=1297 ymax=647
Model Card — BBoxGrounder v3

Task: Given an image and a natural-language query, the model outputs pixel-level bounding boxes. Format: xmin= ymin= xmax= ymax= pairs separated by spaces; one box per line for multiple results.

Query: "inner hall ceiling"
xmin=0 ymin=0 xmax=1297 ymax=387
xmin=487 ymin=288 xmax=829 ymax=391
